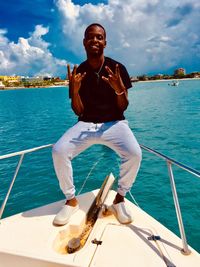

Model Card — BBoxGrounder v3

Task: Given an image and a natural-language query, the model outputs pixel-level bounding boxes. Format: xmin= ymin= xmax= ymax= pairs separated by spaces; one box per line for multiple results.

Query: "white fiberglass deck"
xmin=0 ymin=190 xmax=199 ymax=267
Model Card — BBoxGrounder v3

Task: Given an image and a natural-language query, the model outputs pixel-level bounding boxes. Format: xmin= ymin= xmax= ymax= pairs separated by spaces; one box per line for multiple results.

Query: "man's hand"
xmin=67 ymin=64 xmax=85 ymax=116
xmin=102 ymin=64 xmax=126 ymax=94
xmin=67 ymin=64 xmax=86 ymax=95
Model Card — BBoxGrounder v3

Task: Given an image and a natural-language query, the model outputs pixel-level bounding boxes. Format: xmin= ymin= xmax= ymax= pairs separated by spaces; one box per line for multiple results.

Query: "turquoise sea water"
xmin=0 ymin=80 xmax=200 ymax=252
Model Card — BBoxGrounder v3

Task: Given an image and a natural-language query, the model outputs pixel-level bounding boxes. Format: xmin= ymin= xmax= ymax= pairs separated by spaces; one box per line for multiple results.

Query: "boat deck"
xmin=0 ymin=190 xmax=199 ymax=267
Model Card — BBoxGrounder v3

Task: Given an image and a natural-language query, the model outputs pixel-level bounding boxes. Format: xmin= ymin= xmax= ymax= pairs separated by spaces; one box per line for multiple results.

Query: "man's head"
xmin=83 ymin=23 xmax=107 ymax=57
xmin=84 ymin=23 xmax=106 ymax=39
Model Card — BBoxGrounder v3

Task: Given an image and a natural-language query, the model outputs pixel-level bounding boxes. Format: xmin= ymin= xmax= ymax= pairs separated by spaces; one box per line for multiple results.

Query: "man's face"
xmin=83 ymin=25 xmax=106 ymax=56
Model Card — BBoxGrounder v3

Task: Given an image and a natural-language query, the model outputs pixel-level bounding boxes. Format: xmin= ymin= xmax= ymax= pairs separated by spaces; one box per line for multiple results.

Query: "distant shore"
xmin=1 ymin=77 xmax=200 ymax=91
xmin=133 ymin=77 xmax=200 ymax=83
xmin=0 ymin=85 xmax=67 ymax=91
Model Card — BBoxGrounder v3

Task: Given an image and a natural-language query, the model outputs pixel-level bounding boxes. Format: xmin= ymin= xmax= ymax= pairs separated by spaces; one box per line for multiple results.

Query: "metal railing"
xmin=0 ymin=143 xmax=200 ymax=255
xmin=0 ymin=144 xmax=53 ymax=220
xmin=140 ymin=144 xmax=200 ymax=255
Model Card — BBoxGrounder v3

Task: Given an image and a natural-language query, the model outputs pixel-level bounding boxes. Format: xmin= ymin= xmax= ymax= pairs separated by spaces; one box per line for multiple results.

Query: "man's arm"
xmin=68 ymin=64 xmax=86 ymax=116
xmin=102 ymin=64 xmax=129 ymax=111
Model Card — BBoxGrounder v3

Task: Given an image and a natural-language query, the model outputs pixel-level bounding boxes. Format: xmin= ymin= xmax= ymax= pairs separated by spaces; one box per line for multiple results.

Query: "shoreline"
xmin=134 ymin=77 xmax=200 ymax=83
xmin=0 ymin=85 xmax=67 ymax=91
xmin=0 ymin=78 xmax=200 ymax=90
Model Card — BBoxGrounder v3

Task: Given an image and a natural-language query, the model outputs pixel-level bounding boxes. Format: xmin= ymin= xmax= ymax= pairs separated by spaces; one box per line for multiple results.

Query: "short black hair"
xmin=84 ymin=23 xmax=106 ymax=38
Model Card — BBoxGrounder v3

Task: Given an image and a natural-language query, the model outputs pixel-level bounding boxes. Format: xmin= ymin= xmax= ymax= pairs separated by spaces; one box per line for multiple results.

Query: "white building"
xmin=0 ymin=81 xmax=5 ymax=89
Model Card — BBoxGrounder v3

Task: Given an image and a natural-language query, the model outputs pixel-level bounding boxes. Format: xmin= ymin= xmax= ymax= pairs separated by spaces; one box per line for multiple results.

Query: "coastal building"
xmin=137 ymin=75 xmax=149 ymax=81
xmin=189 ymin=72 xmax=200 ymax=78
xmin=0 ymin=75 xmax=20 ymax=83
xmin=21 ymin=76 xmax=44 ymax=82
xmin=0 ymin=81 xmax=5 ymax=89
xmin=174 ymin=68 xmax=186 ymax=76
xmin=21 ymin=76 xmax=61 ymax=82
xmin=130 ymin=76 xmax=139 ymax=82
xmin=152 ymin=73 xmax=164 ymax=80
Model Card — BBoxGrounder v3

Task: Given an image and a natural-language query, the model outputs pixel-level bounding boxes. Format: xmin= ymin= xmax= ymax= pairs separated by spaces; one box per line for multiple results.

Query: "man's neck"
xmin=87 ymin=55 xmax=105 ymax=70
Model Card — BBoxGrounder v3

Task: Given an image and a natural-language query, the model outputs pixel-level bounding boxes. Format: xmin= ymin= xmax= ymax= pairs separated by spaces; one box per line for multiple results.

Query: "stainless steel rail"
xmin=0 ymin=143 xmax=199 ymax=255
xmin=0 ymin=144 xmax=53 ymax=220
xmin=140 ymin=144 xmax=200 ymax=255
xmin=140 ymin=144 xmax=200 ymax=178
xmin=0 ymin=144 xmax=53 ymax=160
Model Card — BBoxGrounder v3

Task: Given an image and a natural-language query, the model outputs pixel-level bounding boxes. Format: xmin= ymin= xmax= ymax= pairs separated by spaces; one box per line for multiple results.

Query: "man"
xmin=52 ymin=23 xmax=142 ymax=225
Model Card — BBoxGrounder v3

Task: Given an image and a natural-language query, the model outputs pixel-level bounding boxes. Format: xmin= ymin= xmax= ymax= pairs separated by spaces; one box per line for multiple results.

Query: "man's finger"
xmin=102 ymin=76 xmax=110 ymax=84
xmin=115 ymin=64 xmax=120 ymax=76
xmin=72 ymin=65 xmax=77 ymax=75
xmin=105 ymin=66 xmax=114 ymax=75
xmin=81 ymin=72 xmax=87 ymax=79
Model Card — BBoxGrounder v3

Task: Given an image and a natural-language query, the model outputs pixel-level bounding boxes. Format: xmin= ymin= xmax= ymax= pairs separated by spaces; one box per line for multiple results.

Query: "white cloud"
xmin=0 ymin=0 xmax=199 ymax=76
xmin=56 ymin=0 xmax=200 ymax=74
xmin=0 ymin=29 xmax=9 ymax=46
xmin=32 ymin=25 xmax=49 ymax=38
xmin=0 ymin=25 xmax=67 ymax=76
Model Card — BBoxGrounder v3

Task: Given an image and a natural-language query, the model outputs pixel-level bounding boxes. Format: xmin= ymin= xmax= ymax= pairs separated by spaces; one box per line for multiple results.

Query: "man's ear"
xmin=104 ymin=40 xmax=107 ymax=48
xmin=83 ymin=38 xmax=86 ymax=47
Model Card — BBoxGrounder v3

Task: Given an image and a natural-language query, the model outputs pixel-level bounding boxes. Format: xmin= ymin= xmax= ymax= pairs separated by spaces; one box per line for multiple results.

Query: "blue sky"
xmin=0 ymin=0 xmax=199 ymax=77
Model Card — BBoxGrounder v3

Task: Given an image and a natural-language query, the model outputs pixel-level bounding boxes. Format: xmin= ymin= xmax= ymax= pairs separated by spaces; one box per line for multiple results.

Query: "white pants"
xmin=52 ymin=120 xmax=142 ymax=200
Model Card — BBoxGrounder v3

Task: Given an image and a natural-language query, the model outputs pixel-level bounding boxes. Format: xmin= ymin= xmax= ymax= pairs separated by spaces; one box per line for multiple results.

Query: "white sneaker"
xmin=53 ymin=204 xmax=79 ymax=226
xmin=112 ymin=202 xmax=133 ymax=224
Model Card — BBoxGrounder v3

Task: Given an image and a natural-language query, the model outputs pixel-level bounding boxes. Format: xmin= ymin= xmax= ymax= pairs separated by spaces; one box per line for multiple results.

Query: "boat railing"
xmin=0 ymin=144 xmax=53 ymax=221
xmin=0 ymin=143 xmax=200 ymax=255
xmin=140 ymin=144 xmax=200 ymax=255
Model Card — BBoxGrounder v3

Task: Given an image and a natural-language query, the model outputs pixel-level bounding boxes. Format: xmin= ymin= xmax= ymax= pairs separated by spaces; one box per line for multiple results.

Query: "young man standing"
xmin=52 ymin=23 xmax=142 ymax=225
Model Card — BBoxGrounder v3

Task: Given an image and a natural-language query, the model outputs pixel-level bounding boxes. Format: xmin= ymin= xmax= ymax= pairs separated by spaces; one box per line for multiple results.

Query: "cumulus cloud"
xmin=56 ymin=0 xmax=200 ymax=74
xmin=0 ymin=25 xmax=67 ymax=76
xmin=0 ymin=0 xmax=199 ymax=76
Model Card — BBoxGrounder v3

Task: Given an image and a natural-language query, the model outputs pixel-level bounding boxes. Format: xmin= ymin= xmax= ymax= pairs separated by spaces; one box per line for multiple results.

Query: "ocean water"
xmin=0 ymin=80 xmax=200 ymax=252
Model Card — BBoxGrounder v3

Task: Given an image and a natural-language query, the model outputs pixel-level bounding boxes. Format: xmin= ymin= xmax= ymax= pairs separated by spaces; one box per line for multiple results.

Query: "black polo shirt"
xmin=74 ymin=57 xmax=132 ymax=123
